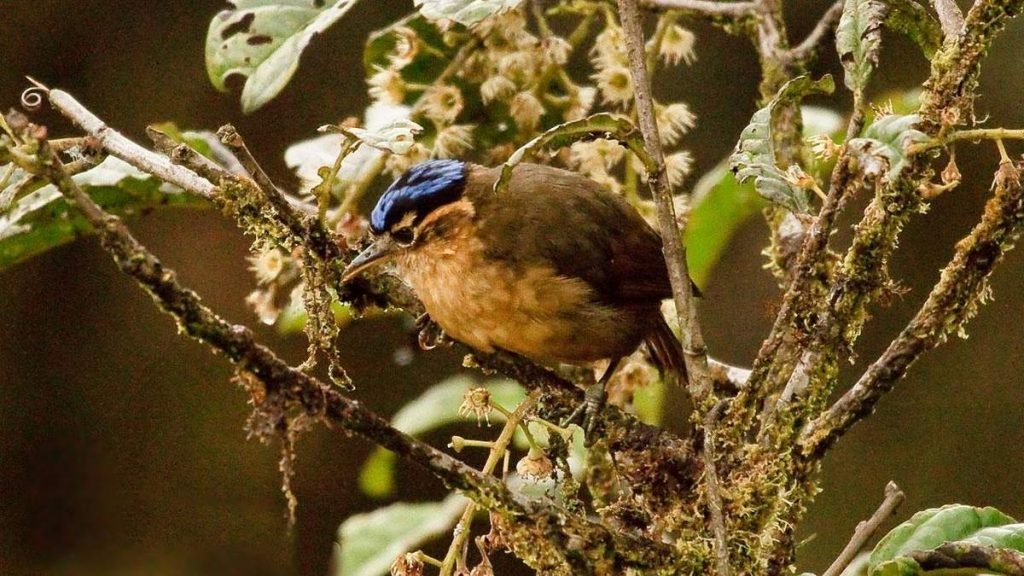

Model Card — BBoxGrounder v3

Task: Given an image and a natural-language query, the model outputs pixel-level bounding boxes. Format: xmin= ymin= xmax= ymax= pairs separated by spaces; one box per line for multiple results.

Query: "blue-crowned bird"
xmin=342 ymin=159 xmax=687 ymax=436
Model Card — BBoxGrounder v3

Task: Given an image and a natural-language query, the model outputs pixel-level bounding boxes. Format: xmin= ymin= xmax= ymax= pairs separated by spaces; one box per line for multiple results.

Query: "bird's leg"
xmin=562 ymin=357 xmax=622 ymax=444
xmin=414 ymin=312 xmax=449 ymax=350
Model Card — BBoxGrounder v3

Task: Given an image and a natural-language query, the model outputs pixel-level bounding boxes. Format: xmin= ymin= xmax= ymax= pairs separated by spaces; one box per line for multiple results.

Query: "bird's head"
xmin=342 ymin=159 xmax=472 ymax=282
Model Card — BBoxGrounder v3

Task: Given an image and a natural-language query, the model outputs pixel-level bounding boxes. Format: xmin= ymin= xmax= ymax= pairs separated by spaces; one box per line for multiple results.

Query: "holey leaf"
xmin=414 ymin=0 xmax=524 ymax=26
xmin=847 ymin=114 xmax=928 ymax=182
xmin=837 ymin=0 xmax=885 ymax=94
xmin=729 ymin=75 xmax=835 ymax=213
xmin=206 ymin=0 xmax=361 ymax=113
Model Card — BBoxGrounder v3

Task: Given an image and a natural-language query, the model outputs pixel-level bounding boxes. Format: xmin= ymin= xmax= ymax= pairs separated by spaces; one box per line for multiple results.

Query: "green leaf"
xmin=685 ymin=162 xmax=763 ymax=288
xmin=206 ymin=0 xmax=361 ymax=113
xmin=847 ymin=114 xmax=928 ymax=182
xmin=883 ymin=0 xmax=942 ymax=58
xmin=869 ymin=504 xmax=1024 ymax=576
xmin=0 ymin=157 xmax=206 ymax=271
xmin=729 ymin=75 xmax=835 ymax=214
xmin=414 ymin=0 xmax=524 ymax=26
xmin=358 ymin=375 xmax=526 ymax=498
xmin=334 ymin=493 xmax=466 ymax=576
xmin=836 ymin=0 xmax=885 ymax=95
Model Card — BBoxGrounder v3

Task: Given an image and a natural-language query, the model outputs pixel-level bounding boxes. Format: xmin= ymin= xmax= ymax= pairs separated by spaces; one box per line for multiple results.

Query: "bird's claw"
xmin=415 ymin=313 xmax=448 ymax=350
xmin=561 ymin=382 xmax=608 ymax=446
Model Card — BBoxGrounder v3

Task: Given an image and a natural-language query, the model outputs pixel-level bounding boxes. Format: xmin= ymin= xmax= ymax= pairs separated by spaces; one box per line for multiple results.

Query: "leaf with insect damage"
xmin=414 ymin=0 xmax=524 ymax=26
xmin=836 ymin=0 xmax=885 ymax=95
xmin=869 ymin=505 xmax=1024 ymax=576
xmin=729 ymin=75 xmax=835 ymax=213
xmin=206 ymin=0 xmax=361 ymax=113
xmin=846 ymin=114 xmax=928 ymax=182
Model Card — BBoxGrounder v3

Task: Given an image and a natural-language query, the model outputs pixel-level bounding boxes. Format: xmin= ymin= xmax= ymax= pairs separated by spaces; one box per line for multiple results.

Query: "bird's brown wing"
xmin=469 ymin=163 xmax=673 ymax=306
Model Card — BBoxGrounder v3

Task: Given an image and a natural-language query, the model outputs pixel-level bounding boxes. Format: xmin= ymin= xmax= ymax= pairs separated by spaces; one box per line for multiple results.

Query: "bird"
xmin=341 ymin=159 xmax=687 ymax=436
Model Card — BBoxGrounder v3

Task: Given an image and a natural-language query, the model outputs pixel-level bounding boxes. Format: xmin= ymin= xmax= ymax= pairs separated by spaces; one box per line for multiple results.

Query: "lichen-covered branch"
xmin=801 ymin=158 xmax=1024 ymax=457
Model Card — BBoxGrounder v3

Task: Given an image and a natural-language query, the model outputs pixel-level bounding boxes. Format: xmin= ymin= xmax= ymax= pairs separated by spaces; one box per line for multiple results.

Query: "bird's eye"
xmin=392 ymin=227 xmax=415 ymax=246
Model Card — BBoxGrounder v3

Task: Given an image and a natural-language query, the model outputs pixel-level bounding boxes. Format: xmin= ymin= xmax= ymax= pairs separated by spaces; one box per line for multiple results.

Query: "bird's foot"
xmin=561 ymin=382 xmax=608 ymax=446
xmin=414 ymin=313 xmax=449 ymax=350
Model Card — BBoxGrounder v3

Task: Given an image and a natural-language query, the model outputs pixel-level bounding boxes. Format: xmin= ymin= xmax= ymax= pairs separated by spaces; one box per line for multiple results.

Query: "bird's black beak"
xmin=341 ymin=236 xmax=398 ymax=282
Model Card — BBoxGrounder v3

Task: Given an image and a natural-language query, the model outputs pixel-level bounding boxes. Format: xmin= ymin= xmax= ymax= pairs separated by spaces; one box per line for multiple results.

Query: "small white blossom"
xmin=565 ymin=86 xmax=597 ymax=121
xmin=592 ymin=66 xmax=633 ymax=108
xmin=658 ymin=102 xmax=697 ymax=146
xmin=656 ymin=24 xmax=696 ymax=66
xmin=367 ymin=66 xmax=406 ymax=105
xmin=665 ymin=151 xmax=694 ymax=186
xmin=434 ymin=124 xmax=474 ymax=158
xmin=248 ymin=248 xmax=285 ymax=285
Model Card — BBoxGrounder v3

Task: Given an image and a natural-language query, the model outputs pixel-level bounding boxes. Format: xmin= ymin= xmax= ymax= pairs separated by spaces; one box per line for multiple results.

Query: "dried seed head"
xmin=433 ymin=124 xmax=474 ymax=159
xmin=542 ymin=36 xmax=572 ymax=66
xmin=509 ymin=92 xmax=544 ymax=132
xmin=783 ymin=164 xmax=817 ymax=190
xmin=421 ymin=85 xmax=464 ymax=124
xmin=367 ymin=66 xmax=406 ymax=105
xmin=807 ymin=133 xmax=840 ymax=161
xmin=390 ymin=552 xmax=424 ymax=576
xmin=480 ymin=75 xmax=518 ymax=104
xmin=516 ymin=447 xmax=554 ymax=480
xmin=390 ymin=26 xmax=420 ymax=69
xmin=459 ymin=387 xmax=493 ymax=425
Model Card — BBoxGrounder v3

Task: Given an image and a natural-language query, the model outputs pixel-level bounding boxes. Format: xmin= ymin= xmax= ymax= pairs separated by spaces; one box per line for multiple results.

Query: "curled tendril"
xmin=20 ymin=87 xmax=47 ymax=111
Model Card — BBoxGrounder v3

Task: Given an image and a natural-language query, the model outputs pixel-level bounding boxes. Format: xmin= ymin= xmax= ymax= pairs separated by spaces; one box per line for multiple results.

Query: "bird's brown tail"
xmin=645 ymin=317 xmax=688 ymax=387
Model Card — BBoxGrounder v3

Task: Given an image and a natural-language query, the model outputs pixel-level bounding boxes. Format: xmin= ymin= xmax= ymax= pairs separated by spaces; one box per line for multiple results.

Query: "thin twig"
xmin=640 ymin=0 xmax=760 ymax=18
xmin=617 ymin=1 xmax=727 ymax=574
xmin=931 ymin=0 xmax=965 ymax=38
xmin=440 ymin=391 xmax=541 ymax=576
xmin=822 ymin=482 xmax=906 ymax=576
xmin=784 ymin=0 xmax=844 ymax=64
xmin=802 ymin=158 xmax=1024 ymax=457
xmin=40 ymin=87 xmax=218 ymax=199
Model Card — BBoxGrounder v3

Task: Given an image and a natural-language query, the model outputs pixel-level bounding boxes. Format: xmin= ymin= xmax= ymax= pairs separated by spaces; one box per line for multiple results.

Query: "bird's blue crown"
xmin=370 ymin=160 xmax=468 ymax=234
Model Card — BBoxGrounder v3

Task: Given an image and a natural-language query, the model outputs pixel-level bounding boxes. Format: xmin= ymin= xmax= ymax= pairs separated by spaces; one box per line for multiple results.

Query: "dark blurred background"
xmin=1 ymin=2 xmax=1022 ymax=575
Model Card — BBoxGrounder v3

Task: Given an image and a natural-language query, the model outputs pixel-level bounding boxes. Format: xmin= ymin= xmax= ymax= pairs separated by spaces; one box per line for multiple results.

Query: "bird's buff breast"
xmin=396 ymin=237 xmax=618 ymax=363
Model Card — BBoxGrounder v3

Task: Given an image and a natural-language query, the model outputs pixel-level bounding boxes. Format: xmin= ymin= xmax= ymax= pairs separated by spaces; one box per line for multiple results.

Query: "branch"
xmin=617 ymin=1 xmax=727 ymax=574
xmin=931 ymin=0 xmax=965 ymax=38
xmin=639 ymin=0 xmax=760 ymax=18
xmin=25 ymin=130 xmax=680 ymax=574
xmin=911 ymin=542 xmax=1024 ymax=574
xmin=822 ymin=482 xmax=906 ymax=576
xmin=784 ymin=0 xmax=844 ymax=64
xmin=801 ymin=158 xmax=1024 ymax=457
